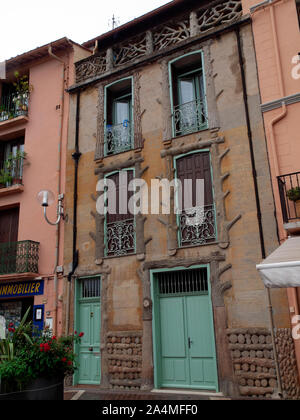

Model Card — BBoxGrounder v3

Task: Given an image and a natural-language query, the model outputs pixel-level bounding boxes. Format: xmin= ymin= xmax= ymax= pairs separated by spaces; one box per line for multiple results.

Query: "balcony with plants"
xmin=0 ymin=72 xmax=31 ymax=127
xmin=278 ymin=171 xmax=300 ymax=230
xmin=0 ymin=150 xmax=26 ymax=195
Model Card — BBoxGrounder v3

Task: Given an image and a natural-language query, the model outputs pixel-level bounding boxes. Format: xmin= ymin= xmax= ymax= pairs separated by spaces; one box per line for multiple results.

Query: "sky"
xmin=0 ymin=0 xmax=171 ymax=61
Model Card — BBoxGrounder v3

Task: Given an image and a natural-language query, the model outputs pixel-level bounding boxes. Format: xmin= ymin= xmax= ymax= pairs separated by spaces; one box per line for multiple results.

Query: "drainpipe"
xmin=66 ymin=91 xmax=81 ymax=335
xmin=48 ymin=45 xmax=67 ymax=335
xmin=235 ymin=27 xmax=283 ymax=397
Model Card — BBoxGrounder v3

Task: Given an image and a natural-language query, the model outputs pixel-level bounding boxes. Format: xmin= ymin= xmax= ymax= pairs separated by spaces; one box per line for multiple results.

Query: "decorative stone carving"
xmin=197 ymin=0 xmax=243 ymax=34
xmin=153 ymin=18 xmax=190 ymax=51
xmin=106 ymin=331 xmax=143 ymax=390
xmin=227 ymin=328 xmax=300 ymax=399
xmin=74 ymin=1 xmax=243 ymax=84
xmin=114 ymin=34 xmax=147 ymax=67
xmin=76 ymin=53 xmax=106 ymax=83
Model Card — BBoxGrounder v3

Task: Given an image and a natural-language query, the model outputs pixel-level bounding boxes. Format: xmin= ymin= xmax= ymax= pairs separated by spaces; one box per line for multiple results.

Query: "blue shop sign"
xmin=0 ymin=280 xmax=44 ymax=299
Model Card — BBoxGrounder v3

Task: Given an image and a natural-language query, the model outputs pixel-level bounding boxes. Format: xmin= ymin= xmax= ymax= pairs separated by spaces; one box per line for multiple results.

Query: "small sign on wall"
xmin=0 ymin=315 xmax=6 ymax=339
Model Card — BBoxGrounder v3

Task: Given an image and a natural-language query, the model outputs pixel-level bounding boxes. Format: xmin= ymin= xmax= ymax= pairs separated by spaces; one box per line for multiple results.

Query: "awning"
xmin=256 ymin=236 xmax=300 ymax=288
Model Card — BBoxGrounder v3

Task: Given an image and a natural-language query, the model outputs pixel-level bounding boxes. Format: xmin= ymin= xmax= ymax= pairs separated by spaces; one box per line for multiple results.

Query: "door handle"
xmin=89 ymin=347 xmax=93 ymax=352
xmin=188 ymin=338 xmax=193 ymax=349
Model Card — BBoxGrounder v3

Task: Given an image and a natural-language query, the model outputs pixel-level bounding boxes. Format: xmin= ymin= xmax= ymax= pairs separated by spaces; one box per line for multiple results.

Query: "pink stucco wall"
xmin=242 ymin=0 xmax=300 ymax=374
xmin=0 ymin=45 xmax=90 ymax=335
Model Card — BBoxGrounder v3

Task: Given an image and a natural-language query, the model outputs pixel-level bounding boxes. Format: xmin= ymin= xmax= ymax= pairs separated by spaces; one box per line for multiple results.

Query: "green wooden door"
xmin=154 ymin=268 xmax=218 ymax=391
xmin=76 ymin=277 xmax=101 ymax=385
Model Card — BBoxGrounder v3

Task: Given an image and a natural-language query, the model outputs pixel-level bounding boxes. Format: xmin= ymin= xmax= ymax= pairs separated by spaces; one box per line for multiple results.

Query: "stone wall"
xmin=227 ymin=328 xmax=300 ymax=399
xmin=107 ymin=331 xmax=143 ymax=390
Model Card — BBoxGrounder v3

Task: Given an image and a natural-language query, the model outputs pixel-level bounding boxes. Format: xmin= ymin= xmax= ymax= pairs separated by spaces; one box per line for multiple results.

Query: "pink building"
xmin=0 ymin=38 xmax=90 ymax=337
xmin=242 ymin=0 xmax=300 ymax=380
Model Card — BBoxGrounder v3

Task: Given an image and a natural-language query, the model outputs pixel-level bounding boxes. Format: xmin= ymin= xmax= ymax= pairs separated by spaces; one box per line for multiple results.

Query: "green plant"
xmin=0 ymin=309 xmax=83 ymax=394
xmin=0 ymin=151 xmax=27 ymax=185
xmin=13 ymin=71 xmax=32 ymax=95
xmin=287 ymin=186 xmax=300 ymax=202
xmin=0 ymin=307 xmax=32 ymax=363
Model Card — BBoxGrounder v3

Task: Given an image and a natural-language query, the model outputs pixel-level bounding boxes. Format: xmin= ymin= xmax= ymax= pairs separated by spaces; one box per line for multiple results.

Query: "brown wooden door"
xmin=0 ymin=208 xmax=19 ymax=244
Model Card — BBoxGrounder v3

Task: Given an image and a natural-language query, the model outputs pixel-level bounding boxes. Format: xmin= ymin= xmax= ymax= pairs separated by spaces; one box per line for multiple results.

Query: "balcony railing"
xmin=179 ymin=204 xmax=217 ymax=247
xmin=278 ymin=172 xmax=300 ymax=223
xmin=0 ymin=158 xmax=24 ymax=189
xmin=0 ymin=241 xmax=39 ymax=275
xmin=105 ymin=219 xmax=135 ymax=257
xmin=105 ymin=121 xmax=132 ymax=156
xmin=0 ymin=92 xmax=29 ymax=122
xmin=173 ymin=98 xmax=208 ymax=137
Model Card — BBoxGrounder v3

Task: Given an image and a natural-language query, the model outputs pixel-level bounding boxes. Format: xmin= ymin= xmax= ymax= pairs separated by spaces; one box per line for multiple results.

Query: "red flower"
xmin=67 ymin=361 xmax=72 ymax=366
xmin=61 ymin=357 xmax=67 ymax=363
xmin=74 ymin=331 xmax=77 ymax=335
xmin=78 ymin=332 xmax=84 ymax=338
xmin=40 ymin=342 xmax=51 ymax=352
xmin=8 ymin=328 xmax=12 ymax=332
xmin=11 ymin=328 xmax=15 ymax=333
xmin=8 ymin=322 xmax=14 ymax=327
xmin=52 ymin=335 xmax=57 ymax=340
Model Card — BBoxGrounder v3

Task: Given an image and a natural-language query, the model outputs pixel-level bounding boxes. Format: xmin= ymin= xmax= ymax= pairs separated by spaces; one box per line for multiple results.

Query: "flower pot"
xmin=0 ymin=376 xmax=64 ymax=400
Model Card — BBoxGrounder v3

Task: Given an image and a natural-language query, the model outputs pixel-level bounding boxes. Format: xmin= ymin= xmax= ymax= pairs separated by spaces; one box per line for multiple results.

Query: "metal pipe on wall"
xmin=48 ymin=45 xmax=67 ymax=335
xmin=66 ymin=91 xmax=81 ymax=335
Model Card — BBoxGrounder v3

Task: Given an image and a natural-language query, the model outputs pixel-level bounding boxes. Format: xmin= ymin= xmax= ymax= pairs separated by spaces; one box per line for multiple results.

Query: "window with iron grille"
xmin=104 ymin=169 xmax=136 ymax=257
xmin=80 ymin=277 xmax=101 ymax=299
xmin=0 ymin=137 xmax=25 ymax=188
xmin=157 ymin=268 xmax=208 ymax=295
xmin=170 ymin=51 xmax=208 ymax=138
xmin=105 ymin=78 xmax=133 ymax=156
xmin=175 ymin=151 xmax=217 ymax=248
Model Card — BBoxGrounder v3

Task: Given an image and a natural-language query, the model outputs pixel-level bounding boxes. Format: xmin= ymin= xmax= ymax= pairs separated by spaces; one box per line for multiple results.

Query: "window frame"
xmin=168 ymin=50 xmax=208 ymax=138
xmin=104 ymin=77 xmax=134 ymax=157
xmin=173 ymin=150 xmax=217 ymax=248
xmin=104 ymin=167 xmax=136 ymax=258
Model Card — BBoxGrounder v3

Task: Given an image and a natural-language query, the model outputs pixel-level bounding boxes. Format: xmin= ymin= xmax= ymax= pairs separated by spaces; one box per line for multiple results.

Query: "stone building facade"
xmin=63 ymin=0 xmax=298 ymax=398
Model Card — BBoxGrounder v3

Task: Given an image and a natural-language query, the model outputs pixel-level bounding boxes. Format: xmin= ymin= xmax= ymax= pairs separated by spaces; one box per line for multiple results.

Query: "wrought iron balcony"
xmin=278 ymin=172 xmax=300 ymax=224
xmin=179 ymin=204 xmax=217 ymax=247
xmin=105 ymin=219 xmax=135 ymax=257
xmin=105 ymin=122 xmax=133 ymax=156
xmin=0 ymin=158 xmax=24 ymax=189
xmin=0 ymin=241 xmax=39 ymax=275
xmin=0 ymin=92 xmax=29 ymax=122
xmin=173 ymin=98 xmax=208 ymax=137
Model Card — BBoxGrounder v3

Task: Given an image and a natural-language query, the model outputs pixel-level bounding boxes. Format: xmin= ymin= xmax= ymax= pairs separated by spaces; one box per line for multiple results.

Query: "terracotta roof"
xmin=5 ymin=37 xmax=90 ymax=72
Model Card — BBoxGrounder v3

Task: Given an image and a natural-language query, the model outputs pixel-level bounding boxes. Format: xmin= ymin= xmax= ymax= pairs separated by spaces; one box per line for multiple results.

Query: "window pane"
xmin=114 ymin=100 xmax=130 ymax=125
xmin=179 ymin=78 xmax=195 ymax=104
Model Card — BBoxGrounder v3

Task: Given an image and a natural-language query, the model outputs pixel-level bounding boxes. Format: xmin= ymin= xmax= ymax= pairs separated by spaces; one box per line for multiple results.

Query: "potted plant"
xmin=0 ymin=308 xmax=83 ymax=400
xmin=0 ymin=105 xmax=9 ymax=122
xmin=12 ymin=72 xmax=32 ymax=116
xmin=0 ymin=151 xmax=27 ymax=187
xmin=287 ymin=186 xmax=300 ymax=218
xmin=0 ymin=164 xmax=13 ymax=188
